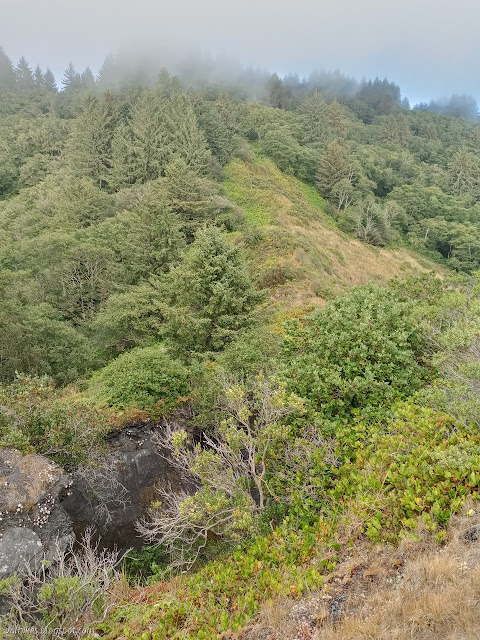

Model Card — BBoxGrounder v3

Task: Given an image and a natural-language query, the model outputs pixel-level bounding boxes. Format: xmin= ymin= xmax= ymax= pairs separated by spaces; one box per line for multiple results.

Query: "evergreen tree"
xmin=66 ymin=92 xmax=119 ymax=188
xmin=163 ymin=93 xmax=212 ymax=175
xmin=121 ymin=184 xmax=185 ymax=277
xmin=165 ymin=225 xmax=263 ymax=354
xmin=315 ymin=141 xmax=350 ymax=199
xmin=43 ymin=68 xmax=57 ymax=92
xmin=266 ymin=73 xmax=292 ymax=109
xmin=14 ymin=56 xmax=34 ymax=90
xmin=448 ymin=147 xmax=480 ymax=197
xmin=97 ymin=55 xmax=120 ymax=90
xmin=80 ymin=67 xmax=96 ymax=90
xmin=298 ymin=91 xmax=332 ymax=147
xmin=111 ymin=90 xmax=167 ymax=188
xmin=163 ymin=158 xmax=216 ymax=237
xmin=33 ymin=65 xmax=45 ymax=88
xmin=195 ymin=98 xmax=236 ymax=165
xmin=326 ymin=100 xmax=348 ymax=140
xmin=0 ymin=47 xmax=14 ymax=91
xmin=62 ymin=62 xmax=81 ymax=90
xmin=380 ymin=113 xmax=412 ymax=147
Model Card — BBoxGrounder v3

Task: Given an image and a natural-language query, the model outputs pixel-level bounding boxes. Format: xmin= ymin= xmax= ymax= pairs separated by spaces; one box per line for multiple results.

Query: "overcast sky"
xmin=1 ymin=0 xmax=479 ymax=104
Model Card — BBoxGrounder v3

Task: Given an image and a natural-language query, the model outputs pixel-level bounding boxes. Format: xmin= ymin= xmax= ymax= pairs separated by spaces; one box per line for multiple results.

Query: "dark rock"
xmin=0 ymin=527 xmax=43 ymax=580
xmin=61 ymin=423 xmax=186 ymax=551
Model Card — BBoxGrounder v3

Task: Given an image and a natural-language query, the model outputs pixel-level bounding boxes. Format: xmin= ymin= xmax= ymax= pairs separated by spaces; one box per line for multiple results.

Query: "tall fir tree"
xmin=43 ymin=68 xmax=57 ymax=92
xmin=165 ymin=225 xmax=263 ymax=354
xmin=66 ymin=92 xmax=119 ymax=188
xmin=62 ymin=62 xmax=81 ymax=90
xmin=299 ymin=91 xmax=333 ymax=147
xmin=327 ymin=100 xmax=348 ymax=140
xmin=163 ymin=93 xmax=212 ymax=175
xmin=80 ymin=67 xmax=96 ymax=90
xmin=97 ymin=55 xmax=120 ymax=90
xmin=0 ymin=47 xmax=14 ymax=91
xmin=163 ymin=158 xmax=216 ymax=238
xmin=315 ymin=141 xmax=350 ymax=199
xmin=111 ymin=90 xmax=168 ymax=188
xmin=14 ymin=56 xmax=34 ymax=90
xmin=448 ymin=147 xmax=480 ymax=197
xmin=33 ymin=65 xmax=45 ymax=88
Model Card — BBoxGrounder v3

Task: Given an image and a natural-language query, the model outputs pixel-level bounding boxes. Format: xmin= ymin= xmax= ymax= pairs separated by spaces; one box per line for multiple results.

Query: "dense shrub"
xmin=282 ymin=284 xmax=429 ymax=418
xmin=0 ymin=374 xmax=108 ymax=467
xmin=88 ymin=344 xmax=189 ymax=415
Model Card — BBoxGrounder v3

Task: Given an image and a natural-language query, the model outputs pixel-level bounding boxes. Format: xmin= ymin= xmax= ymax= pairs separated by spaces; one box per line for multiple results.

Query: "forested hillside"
xmin=1 ymin=48 xmax=480 ymax=639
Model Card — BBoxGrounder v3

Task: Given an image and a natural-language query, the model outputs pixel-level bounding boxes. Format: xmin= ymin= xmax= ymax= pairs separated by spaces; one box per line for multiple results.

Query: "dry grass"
xmin=239 ymin=512 xmax=480 ymax=640
xmin=316 ymin=513 xmax=480 ymax=640
xmin=225 ymin=154 xmax=441 ymax=312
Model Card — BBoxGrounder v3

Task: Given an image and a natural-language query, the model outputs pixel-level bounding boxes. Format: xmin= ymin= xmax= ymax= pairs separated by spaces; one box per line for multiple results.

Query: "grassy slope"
xmin=96 ymin=159 xmax=460 ymax=640
xmin=223 ymin=153 xmax=439 ymax=315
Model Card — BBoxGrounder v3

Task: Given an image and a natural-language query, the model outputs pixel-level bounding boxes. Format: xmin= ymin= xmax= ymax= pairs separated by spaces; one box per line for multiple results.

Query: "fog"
xmin=1 ymin=0 xmax=479 ymax=103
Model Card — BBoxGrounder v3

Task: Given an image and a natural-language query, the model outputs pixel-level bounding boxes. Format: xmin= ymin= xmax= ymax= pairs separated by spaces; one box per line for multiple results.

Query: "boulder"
xmin=0 ymin=448 xmax=73 ymax=563
xmin=0 ymin=527 xmax=43 ymax=580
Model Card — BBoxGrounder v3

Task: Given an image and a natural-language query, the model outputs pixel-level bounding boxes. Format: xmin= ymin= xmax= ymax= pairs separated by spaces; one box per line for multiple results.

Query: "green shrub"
xmin=89 ymin=344 xmax=189 ymax=415
xmin=0 ymin=374 xmax=108 ymax=467
xmin=282 ymin=284 xmax=429 ymax=419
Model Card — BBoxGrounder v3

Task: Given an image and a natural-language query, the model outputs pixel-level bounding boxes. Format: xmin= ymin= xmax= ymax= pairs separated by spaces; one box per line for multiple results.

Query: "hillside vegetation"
xmin=1 ymin=49 xmax=480 ymax=639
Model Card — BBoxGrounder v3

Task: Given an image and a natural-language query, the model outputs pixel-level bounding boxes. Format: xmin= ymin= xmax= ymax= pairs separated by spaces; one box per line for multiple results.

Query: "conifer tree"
xmin=165 ymin=225 xmax=262 ymax=354
xmin=380 ymin=113 xmax=411 ymax=147
xmin=111 ymin=90 xmax=167 ymax=188
xmin=124 ymin=184 xmax=185 ymax=276
xmin=66 ymin=92 xmax=119 ymax=188
xmin=62 ymin=62 xmax=81 ymax=90
xmin=327 ymin=100 xmax=348 ymax=140
xmin=14 ymin=56 xmax=34 ymax=90
xmin=43 ymin=68 xmax=57 ymax=92
xmin=195 ymin=96 xmax=237 ymax=165
xmin=80 ymin=67 xmax=96 ymax=90
xmin=298 ymin=90 xmax=333 ymax=147
xmin=33 ymin=65 xmax=45 ymax=88
xmin=163 ymin=158 xmax=216 ymax=237
xmin=448 ymin=147 xmax=480 ymax=197
xmin=0 ymin=47 xmax=14 ymax=91
xmin=97 ymin=55 xmax=120 ymax=90
xmin=163 ymin=94 xmax=212 ymax=175
xmin=315 ymin=141 xmax=350 ymax=199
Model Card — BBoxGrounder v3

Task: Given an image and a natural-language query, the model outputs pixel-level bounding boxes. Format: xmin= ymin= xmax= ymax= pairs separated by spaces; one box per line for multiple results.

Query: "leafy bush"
xmin=282 ymin=284 xmax=429 ymax=418
xmin=0 ymin=374 xmax=108 ymax=467
xmin=89 ymin=344 xmax=189 ymax=415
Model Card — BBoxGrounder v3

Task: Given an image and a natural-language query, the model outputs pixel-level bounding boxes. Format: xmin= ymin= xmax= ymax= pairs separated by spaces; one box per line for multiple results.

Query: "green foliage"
xmin=88 ymin=344 xmax=189 ymax=415
xmin=282 ymin=284 xmax=429 ymax=418
xmin=0 ymin=374 xmax=108 ymax=466
xmin=332 ymin=401 xmax=480 ymax=540
xmin=215 ymin=325 xmax=282 ymax=376
xmin=164 ymin=226 xmax=263 ymax=355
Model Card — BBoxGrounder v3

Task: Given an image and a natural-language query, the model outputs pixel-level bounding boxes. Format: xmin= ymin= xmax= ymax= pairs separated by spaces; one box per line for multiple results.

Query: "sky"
xmin=1 ymin=0 xmax=479 ymax=104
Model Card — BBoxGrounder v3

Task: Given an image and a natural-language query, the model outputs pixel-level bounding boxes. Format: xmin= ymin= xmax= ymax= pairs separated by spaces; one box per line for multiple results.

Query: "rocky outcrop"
xmin=61 ymin=422 xmax=186 ymax=551
xmin=0 ymin=449 xmax=73 ymax=563
xmin=0 ymin=422 xmax=188 ymax=566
